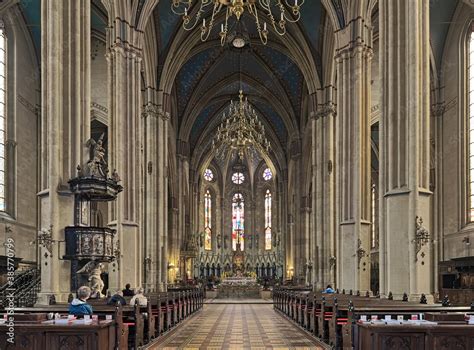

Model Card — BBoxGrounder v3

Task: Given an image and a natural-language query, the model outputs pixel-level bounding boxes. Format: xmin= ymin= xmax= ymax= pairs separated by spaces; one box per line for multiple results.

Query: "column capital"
xmin=431 ymin=102 xmax=446 ymax=118
xmin=312 ymin=102 xmax=337 ymax=120
xmin=106 ymin=42 xmax=143 ymax=61
xmin=335 ymin=16 xmax=373 ymax=62
xmin=142 ymin=104 xmax=170 ymax=121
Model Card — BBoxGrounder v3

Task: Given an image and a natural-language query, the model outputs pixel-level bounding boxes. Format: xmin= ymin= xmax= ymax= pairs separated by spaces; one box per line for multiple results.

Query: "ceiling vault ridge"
xmin=179 ymin=71 xmax=296 ymax=139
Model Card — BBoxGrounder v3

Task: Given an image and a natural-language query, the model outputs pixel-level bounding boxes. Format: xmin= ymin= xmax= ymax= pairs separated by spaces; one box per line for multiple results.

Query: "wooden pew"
xmin=1 ymin=304 xmax=128 ymax=349
xmin=329 ymin=297 xmax=474 ymax=349
xmin=273 ymin=288 xmax=474 ymax=350
xmin=0 ymin=313 xmax=117 ymax=350
xmin=357 ymin=323 xmax=474 ymax=350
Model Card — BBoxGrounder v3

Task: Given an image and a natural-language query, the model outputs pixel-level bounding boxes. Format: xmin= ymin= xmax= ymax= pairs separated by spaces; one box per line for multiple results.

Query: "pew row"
xmin=0 ymin=287 xmax=204 ymax=349
xmin=273 ymin=287 xmax=474 ymax=350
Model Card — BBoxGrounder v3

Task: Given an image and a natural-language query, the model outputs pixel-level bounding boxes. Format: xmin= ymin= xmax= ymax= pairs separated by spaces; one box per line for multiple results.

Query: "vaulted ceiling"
xmin=155 ymin=1 xmax=327 ymax=175
xmin=17 ymin=0 xmax=462 ymax=174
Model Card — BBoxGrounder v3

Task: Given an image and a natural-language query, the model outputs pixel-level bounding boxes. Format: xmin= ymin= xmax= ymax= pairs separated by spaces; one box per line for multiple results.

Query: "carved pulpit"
xmin=64 ymin=135 xmax=123 ymax=295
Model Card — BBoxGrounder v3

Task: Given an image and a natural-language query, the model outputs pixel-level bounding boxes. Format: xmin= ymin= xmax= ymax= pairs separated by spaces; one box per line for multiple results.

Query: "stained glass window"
xmin=204 ymin=190 xmax=212 ymax=250
xmin=265 ymin=189 xmax=272 ymax=250
xmin=371 ymin=183 xmax=376 ymax=248
xmin=232 ymin=172 xmax=245 ymax=184
xmin=204 ymin=168 xmax=214 ymax=182
xmin=263 ymin=168 xmax=272 ymax=181
xmin=232 ymin=193 xmax=244 ymax=251
xmin=0 ymin=26 xmax=6 ymax=212
xmin=469 ymin=27 xmax=474 ymax=221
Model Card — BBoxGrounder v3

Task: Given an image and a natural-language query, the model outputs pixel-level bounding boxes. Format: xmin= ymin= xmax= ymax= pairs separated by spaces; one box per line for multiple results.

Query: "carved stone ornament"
xmin=413 ymin=216 xmax=430 ymax=262
xmin=356 ymin=239 xmax=367 ymax=269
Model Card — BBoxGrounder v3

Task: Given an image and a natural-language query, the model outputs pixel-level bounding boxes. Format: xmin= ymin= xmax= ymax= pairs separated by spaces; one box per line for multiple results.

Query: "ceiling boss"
xmin=171 ymin=0 xmax=304 ymax=45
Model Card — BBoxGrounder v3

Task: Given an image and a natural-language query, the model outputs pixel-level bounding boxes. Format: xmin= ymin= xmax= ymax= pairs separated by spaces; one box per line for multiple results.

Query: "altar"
xmin=217 ymin=277 xmax=261 ymax=298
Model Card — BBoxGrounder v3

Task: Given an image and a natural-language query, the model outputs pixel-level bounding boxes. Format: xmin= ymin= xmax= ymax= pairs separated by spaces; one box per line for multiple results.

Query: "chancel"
xmin=0 ymin=0 xmax=474 ymax=349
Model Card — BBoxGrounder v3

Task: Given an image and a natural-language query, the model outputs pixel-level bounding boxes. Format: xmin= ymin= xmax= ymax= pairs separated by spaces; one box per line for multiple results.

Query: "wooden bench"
xmin=357 ymin=323 xmax=474 ymax=350
xmin=274 ymin=288 xmax=474 ymax=350
xmin=1 ymin=305 xmax=127 ymax=349
xmin=0 ymin=314 xmax=117 ymax=350
xmin=326 ymin=296 xmax=474 ymax=349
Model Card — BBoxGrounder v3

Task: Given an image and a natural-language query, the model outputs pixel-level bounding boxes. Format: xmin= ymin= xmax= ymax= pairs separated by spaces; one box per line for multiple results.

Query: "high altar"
xmin=216 ymin=243 xmax=261 ymax=298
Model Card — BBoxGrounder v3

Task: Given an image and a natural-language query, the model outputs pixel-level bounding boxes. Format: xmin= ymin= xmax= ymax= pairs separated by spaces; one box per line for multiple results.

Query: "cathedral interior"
xmin=0 ymin=0 xmax=474 ymax=349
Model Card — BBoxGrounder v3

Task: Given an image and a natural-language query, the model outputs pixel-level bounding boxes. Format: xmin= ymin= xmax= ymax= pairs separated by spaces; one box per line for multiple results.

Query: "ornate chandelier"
xmin=212 ymin=90 xmax=271 ymax=159
xmin=171 ymin=0 xmax=304 ymax=46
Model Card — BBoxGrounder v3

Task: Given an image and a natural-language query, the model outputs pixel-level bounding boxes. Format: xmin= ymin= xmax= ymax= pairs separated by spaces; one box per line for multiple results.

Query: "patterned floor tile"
xmin=153 ymin=304 xmax=326 ymax=349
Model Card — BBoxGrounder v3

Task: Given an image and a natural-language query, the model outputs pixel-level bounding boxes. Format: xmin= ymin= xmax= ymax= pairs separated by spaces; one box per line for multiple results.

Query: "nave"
xmin=153 ymin=303 xmax=326 ymax=350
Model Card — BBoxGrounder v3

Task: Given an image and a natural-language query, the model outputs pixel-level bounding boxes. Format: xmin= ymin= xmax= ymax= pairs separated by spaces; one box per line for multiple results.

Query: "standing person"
xmin=122 ymin=283 xmax=135 ymax=296
xmin=69 ymin=286 xmax=93 ymax=316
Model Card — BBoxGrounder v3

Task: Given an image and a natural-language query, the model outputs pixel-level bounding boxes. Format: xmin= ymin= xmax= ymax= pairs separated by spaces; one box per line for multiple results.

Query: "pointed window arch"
xmin=468 ymin=25 xmax=474 ymax=221
xmin=204 ymin=190 xmax=212 ymax=250
xmin=232 ymin=193 xmax=244 ymax=251
xmin=0 ymin=24 xmax=6 ymax=211
xmin=265 ymin=189 xmax=272 ymax=250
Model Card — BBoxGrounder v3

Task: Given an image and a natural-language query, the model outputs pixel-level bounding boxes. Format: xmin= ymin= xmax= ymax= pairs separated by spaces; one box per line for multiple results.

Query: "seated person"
xmin=122 ymin=283 xmax=135 ymax=297
xmin=130 ymin=288 xmax=148 ymax=306
xmin=107 ymin=290 xmax=127 ymax=306
xmin=69 ymin=286 xmax=93 ymax=316
xmin=323 ymin=284 xmax=335 ymax=294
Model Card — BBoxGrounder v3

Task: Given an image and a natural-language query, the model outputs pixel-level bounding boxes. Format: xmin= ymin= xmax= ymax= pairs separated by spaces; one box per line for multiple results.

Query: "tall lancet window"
xmin=232 ymin=193 xmax=244 ymax=251
xmin=469 ymin=27 xmax=474 ymax=221
xmin=0 ymin=25 xmax=6 ymax=211
xmin=371 ymin=183 xmax=376 ymax=248
xmin=204 ymin=190 xmax=212 ymax=250
xmin=265 ymin=189 xmax=272 ymax=250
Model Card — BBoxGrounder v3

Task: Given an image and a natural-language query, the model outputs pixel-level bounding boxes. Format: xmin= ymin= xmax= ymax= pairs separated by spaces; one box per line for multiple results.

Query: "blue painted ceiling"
xmin=429 ymin=0 xmax=459 ymax=69
xmin=20 ymin=0 xmax=41 ymax=59
xmin=15 ymin=0 xmax=462 ymax=158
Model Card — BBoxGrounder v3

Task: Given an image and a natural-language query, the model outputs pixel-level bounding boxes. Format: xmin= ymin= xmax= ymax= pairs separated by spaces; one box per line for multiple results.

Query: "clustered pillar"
xmin=38 ymin=0 xmax=91 ymax=303
xmin=335 ymin=17 xmax=373 ymax=292
xmin=379 ymin=0 xmax=433 ymax=300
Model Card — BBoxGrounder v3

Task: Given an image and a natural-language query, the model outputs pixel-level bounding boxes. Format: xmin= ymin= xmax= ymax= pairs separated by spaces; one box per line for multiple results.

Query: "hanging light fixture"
xmin=171 ymin=0 xmax=304 ymax=46
xmin=212 ymin=89 xmax=271 ymax=160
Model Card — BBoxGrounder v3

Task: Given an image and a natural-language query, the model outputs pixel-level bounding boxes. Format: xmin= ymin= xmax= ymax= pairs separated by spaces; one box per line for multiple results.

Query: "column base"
xmin=408 ymin=293 xmax=435 ymax=304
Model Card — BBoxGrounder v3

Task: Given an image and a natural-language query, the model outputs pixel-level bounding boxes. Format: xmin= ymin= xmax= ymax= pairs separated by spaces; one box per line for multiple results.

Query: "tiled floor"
xmin=205 ymin=298 xmax=273 ymax=304
xmin=154 ymin=304 xmax=326 ymax=349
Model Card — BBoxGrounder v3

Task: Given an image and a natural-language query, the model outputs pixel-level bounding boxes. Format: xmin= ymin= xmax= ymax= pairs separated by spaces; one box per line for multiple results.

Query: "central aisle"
xmin=154 ymin=303 xmax=327 ymax=349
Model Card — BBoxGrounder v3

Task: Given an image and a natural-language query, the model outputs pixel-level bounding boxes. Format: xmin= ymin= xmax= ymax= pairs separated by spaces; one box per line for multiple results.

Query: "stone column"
xmin=105 ymin=20 xmax=143 ymax=291
xmin=379 ymin=0 xmax=432 ymax=300
xmin=154 ymin=92 xmax=170 ymax=290
xmin=38 ymin=0 xmax=90 ymax=303
xmin=321 ymin=96 xmax=336 ymax=288
xmin=311 ymin=87 xmax=336 ymax=290
xmin=143 ymin=103 xmax=160 ymax=291
xmin=335 ymin=18 xmax=373 ymax=292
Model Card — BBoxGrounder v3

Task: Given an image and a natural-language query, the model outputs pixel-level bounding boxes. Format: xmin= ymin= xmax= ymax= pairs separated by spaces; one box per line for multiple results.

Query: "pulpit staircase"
xmin=0 ymin=267 xmax=41 ymax=307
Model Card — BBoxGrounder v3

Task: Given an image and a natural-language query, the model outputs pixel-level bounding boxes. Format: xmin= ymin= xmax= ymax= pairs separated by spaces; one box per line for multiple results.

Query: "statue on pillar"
xmin=305 ymin=260 xmax=313 ymax=286
xmin=85 ymin=133 xmax=107 ymax=177
xmin=77 ymin=260 xmax=105 ymax=298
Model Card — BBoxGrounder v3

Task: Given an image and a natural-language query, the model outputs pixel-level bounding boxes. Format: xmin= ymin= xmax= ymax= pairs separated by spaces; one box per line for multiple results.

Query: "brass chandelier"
xmin=212 ymin=90 xmax=271 ymax=160
xmin=171 ymin=0 xmax=304 ymax=46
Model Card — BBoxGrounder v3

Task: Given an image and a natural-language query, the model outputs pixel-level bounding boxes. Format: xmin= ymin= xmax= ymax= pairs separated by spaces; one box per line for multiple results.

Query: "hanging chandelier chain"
xmin=172 ymin=0 xmax=304 ymax=46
